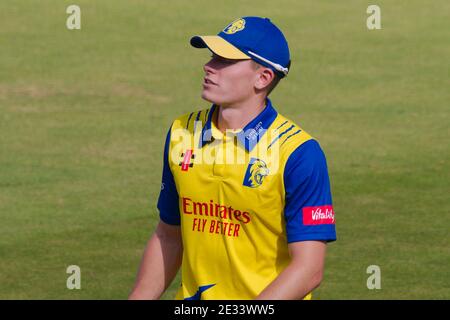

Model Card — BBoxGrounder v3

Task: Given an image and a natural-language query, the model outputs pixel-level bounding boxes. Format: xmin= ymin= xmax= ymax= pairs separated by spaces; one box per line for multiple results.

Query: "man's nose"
xmin=203 ymin=59 xmax=216 ymax=74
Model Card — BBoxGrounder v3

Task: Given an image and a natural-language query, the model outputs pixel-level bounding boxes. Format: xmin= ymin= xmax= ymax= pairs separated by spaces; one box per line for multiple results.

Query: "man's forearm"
xmin=256 ymin=241 xmax=326 ymax=300
xmin=129 ymin=224 xmax=183 ymax=299
xmin=255 ymin=262 xmax=323 ymax=300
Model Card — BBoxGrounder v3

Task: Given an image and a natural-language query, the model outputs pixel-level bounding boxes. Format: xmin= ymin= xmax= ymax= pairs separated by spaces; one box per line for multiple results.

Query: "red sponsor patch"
xmin=303 ymin=205 xmax=335 ymax=225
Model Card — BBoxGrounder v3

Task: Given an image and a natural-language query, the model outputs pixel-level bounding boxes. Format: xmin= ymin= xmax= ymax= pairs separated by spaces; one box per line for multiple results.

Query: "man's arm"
xmin=129 ymin=220 xmax=183 ymax=300
xmin=256 ymin=241 xmax=326 ymax=300
xmin=261 ymin=140 xmax=336 ymax=300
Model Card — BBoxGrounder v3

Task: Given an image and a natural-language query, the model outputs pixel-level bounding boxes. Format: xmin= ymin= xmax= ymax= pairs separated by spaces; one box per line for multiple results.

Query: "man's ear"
xmin=255 ymin=68 xmax=275 ymax=91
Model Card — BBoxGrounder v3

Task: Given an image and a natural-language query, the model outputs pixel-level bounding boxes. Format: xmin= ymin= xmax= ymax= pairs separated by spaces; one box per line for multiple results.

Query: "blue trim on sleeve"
xmin=287 ymin=232 xmax=336 ymax=243
xmin=283 ymin=140 xmax=336 ymax=243
xmin=157 ymin=127 xmax=181 ymax=225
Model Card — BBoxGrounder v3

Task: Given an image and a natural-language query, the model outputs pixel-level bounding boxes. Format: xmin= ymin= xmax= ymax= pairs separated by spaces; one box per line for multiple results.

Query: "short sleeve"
xmin=157 ymin=127 xmax=181 ymax=225
xmin=283 ymin=139 xmax=336 ymax=243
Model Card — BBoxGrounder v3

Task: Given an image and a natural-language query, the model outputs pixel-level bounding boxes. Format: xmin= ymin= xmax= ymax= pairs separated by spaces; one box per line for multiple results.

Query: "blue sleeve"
xmin=283 ymin=139 xmax=336 ymax=243
xmin=157 ymin=127 xmax=181 ymax=225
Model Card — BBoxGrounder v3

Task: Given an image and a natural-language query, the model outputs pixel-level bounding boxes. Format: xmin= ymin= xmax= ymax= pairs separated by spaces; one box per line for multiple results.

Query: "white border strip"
xmin=247 ymin=51 xmax=289 ymax=76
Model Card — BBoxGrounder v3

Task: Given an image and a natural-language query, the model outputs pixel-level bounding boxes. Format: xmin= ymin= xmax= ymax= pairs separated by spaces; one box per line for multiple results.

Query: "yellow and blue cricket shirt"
xmin=157 ymin=98 xmax=336 ymax=300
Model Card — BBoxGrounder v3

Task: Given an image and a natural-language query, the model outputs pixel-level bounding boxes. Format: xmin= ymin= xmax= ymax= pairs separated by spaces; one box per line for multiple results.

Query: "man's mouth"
xmin=204 ymin=78 xmax=217 ymax=85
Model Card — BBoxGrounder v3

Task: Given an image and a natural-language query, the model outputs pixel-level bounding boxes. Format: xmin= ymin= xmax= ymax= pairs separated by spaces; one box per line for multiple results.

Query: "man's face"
xmin=201 ymin=53 xmax=259 ymax=106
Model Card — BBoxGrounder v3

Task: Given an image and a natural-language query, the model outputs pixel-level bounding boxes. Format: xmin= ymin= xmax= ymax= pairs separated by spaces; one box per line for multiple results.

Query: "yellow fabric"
xmin=169 ymin=107 xmax=313 ymax=300
xmin=197 ymin=35 xmax=251 ymax=59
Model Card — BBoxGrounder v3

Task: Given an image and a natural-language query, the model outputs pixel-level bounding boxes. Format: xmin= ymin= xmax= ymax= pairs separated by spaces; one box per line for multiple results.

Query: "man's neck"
xmin=216 ymin=96 xmax=267 ymax=132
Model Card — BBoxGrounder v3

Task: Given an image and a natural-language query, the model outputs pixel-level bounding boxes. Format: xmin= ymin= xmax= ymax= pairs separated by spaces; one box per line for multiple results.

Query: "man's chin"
xmin=201 ymin=92 xmax=219 ymax=105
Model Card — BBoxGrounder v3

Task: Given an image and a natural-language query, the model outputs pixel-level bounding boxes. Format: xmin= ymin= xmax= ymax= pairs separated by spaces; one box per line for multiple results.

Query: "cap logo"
xmin=223 ymin=18 xmax=246 ymax=34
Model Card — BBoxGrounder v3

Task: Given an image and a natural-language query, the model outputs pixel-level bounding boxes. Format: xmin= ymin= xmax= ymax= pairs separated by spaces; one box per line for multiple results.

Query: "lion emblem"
xmin=223 ymin=18 xmax=246 ymax=34
xmin=243 ymin=158 xmax=269 ymax=188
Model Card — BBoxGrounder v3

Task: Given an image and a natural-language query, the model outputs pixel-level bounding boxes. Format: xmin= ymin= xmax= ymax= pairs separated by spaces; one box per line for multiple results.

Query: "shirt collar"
xmin=199 ymin=98 xmax=278 ymax=152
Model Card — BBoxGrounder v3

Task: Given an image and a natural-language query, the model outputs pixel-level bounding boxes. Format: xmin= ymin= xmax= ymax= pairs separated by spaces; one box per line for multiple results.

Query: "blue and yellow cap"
xmin=190 ymin=17 xmax=291 ymax=78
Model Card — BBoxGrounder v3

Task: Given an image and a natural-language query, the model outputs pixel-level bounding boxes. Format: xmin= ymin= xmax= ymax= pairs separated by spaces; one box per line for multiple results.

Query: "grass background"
xmin=0 ymin=0 xmax=449 ymax=299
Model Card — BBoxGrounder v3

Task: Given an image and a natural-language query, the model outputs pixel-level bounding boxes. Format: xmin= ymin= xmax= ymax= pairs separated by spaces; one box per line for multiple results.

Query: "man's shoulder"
xmin=171 ymin=107 xmax=212 ymax=132
xmin=273 ymin=114 xmax=329 ymax=178
xmin=271 ymin=113 xmax=317 ymax=156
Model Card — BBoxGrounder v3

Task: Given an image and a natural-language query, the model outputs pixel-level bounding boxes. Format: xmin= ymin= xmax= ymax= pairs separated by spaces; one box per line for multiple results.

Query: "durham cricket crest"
xmin=243 ymin=158 xmax=269 ymax=188
xmin=223 ymin=18 xmax=246 ymax=34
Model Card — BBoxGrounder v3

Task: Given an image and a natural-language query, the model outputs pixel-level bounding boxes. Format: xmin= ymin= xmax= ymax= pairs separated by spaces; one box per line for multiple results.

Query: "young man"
xmin=129 ymin=16 xmax=336 ymax=300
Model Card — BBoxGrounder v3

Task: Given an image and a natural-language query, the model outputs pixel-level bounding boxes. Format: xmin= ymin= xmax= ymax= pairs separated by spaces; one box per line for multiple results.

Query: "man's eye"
xmin=219 ymin=58 xmax=235 ymax=64
xmin=211 ymin=55 xmax=234 ymax=64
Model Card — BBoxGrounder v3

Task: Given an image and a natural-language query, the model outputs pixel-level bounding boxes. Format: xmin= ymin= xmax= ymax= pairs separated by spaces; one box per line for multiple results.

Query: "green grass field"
xmin=1 ymin=0 xmax=449 ymax=299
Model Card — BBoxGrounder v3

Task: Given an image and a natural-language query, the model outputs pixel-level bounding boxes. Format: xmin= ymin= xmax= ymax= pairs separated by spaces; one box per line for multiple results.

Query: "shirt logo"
xmin=223 ymin=18 xmax=246 ymax=34
xmin=302 ymin=205 xmax=335 ymax=225
xmin=184 ymin=284 xmax=216 ymax=300
xmin=243 ymin=158 xmax=269 ymax=188
xmin=179 ymin=150 xmax=195 ymax=171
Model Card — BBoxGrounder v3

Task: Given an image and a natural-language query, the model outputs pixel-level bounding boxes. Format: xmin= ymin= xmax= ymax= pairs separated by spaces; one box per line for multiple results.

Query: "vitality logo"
xmin=302 ymin=205 xmax=335 ymax=225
